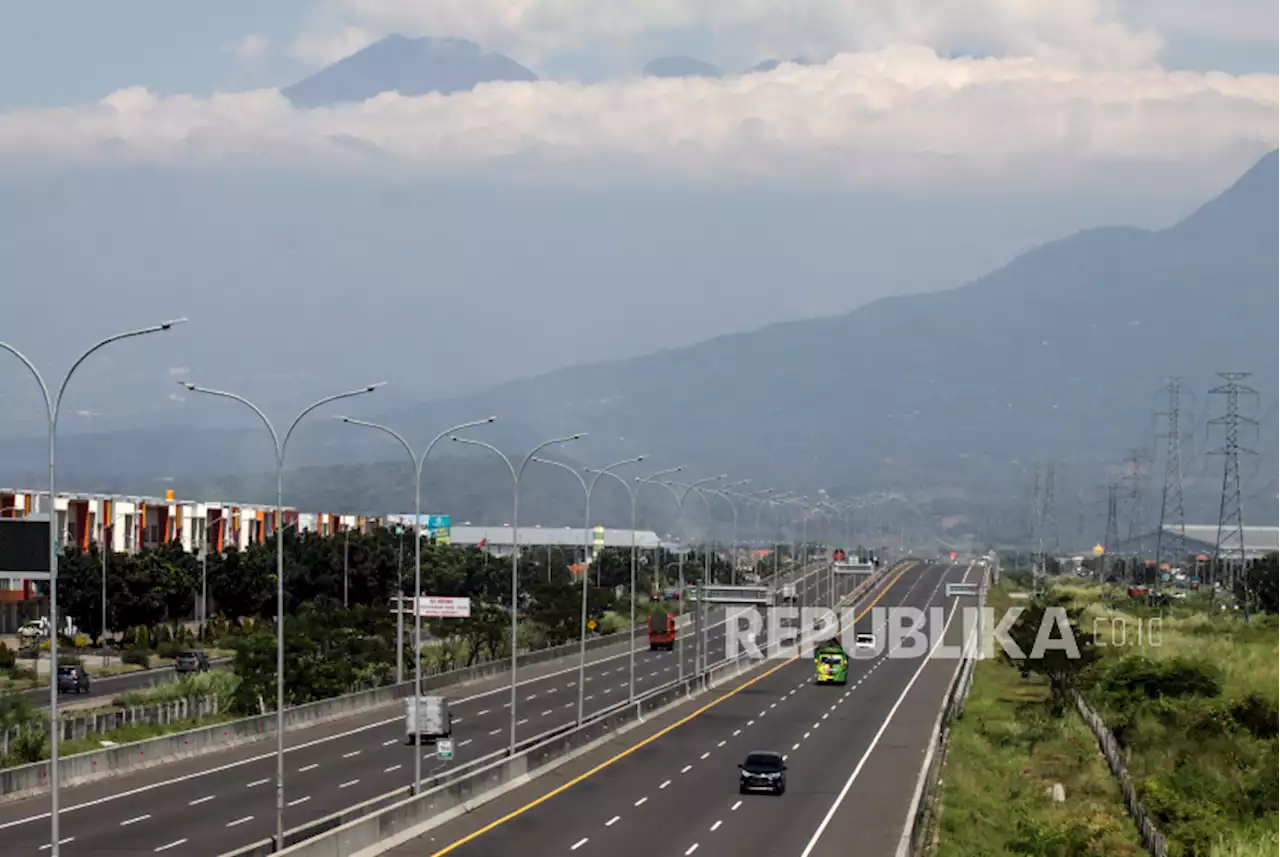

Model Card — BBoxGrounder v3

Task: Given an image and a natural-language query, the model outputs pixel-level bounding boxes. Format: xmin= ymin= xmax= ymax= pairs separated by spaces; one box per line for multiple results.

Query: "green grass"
xmin=934 ymin=584 xmax=1143 ymax=857
xmin=1050 ymin=580 xmax=1279 ymax=857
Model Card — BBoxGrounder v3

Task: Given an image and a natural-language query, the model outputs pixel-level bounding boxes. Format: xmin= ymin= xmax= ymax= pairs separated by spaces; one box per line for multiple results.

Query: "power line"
xmin=1155 ymin=377 xmax=1186 ymax=565
xmin=1208 ymin=372 xmax=1257 ymax=609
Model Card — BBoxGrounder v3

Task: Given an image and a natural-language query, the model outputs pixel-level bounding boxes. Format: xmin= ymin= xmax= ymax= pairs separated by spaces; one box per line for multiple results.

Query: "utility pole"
xmin=1209 ymin=372 xmax=1257 ymax=616
xmin=1155 ymin=378 xmax=1187 ymax=567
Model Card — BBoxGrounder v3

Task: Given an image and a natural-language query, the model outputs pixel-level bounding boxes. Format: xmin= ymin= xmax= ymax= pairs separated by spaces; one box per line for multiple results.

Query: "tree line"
xmin=50 ymin=527 xmax=747 ymax=647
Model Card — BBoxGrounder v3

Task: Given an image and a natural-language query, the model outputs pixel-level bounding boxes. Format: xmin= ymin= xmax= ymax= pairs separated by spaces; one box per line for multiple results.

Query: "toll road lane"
xmin=0 ymin=615 xmax=736 ymax=857
xmin=659 ymin=562 xmax=973 ymax=857
xmin=399 ymin=562 xmax=941 ymax=857
xmin=6 ymin=566 xmax=833 ymax=855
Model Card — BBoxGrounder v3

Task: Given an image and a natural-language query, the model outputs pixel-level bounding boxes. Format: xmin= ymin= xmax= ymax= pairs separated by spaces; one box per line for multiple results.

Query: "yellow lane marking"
xmin=428 ymin=563 xmax=917 ymax=856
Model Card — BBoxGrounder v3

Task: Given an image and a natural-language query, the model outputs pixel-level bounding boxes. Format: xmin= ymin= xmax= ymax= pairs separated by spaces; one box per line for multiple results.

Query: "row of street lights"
xmin=3 ymin=323 xmax=882 ymax=857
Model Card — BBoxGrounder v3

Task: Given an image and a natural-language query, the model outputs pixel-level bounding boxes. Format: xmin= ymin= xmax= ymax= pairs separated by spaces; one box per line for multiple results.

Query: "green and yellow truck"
xmin=814 ymin=640 xmax=848 ymax=685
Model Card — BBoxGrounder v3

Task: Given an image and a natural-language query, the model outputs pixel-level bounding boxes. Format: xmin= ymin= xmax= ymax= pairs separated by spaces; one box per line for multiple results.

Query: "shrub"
xmin=122 ymin=649 xmax=151 ymax=669
xmin=9 ymin=727 xmax=45 ymax=764
xmin=0 ymin=643 xmax=15 ymax=671
xmin=56 ymin=655 xmax=81 ymax=667
xmin=6 ymin=666 xmax=36 ymax=682
xmin=156 ymin=641 xmax=184 ymax=659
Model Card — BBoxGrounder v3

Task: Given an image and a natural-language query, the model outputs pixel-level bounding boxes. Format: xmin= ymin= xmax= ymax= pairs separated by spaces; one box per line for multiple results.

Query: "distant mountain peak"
xmin=642 ymin=56 xmax=722 ymax=79
xmin=1170 ymin=148 xmax=1277 ymax=241
xmin=283 ymin=34 xmax=538 ymax=108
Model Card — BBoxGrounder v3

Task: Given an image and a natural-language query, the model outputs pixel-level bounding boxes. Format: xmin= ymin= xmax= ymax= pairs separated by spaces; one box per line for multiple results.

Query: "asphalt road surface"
xmin=381 ymin=561 xmax=975 ymax=857
xmin=2 ymin=563 xmax=844 ymax=856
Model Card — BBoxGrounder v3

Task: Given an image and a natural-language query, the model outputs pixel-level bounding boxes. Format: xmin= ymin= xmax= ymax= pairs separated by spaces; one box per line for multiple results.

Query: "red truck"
xmin=648 ymin=613 xmax=676 ymax=651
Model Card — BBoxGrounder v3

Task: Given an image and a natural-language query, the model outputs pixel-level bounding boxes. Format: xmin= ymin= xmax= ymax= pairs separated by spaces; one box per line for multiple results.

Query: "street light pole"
xmin=664 ymin=479 xmax=724 ymax=679
xmin=706 ymin=481 xmax=748 ymax=585
xmin=650 ymin=476 xmax=722 ymax=682
xmin=591 ymin=465 xmax=682 ymax=704
xmin=2 ymin=318 xmax=186 ymax=857
xmin=533 ymin=455 xmax=643 ymax=724
xmin=450 ymin=434 xmax=585 ymax=756
xmin=336 ymin=414 xmax=496 ymax=793
xmin=181 ymin=380 xmax=382 ymax=849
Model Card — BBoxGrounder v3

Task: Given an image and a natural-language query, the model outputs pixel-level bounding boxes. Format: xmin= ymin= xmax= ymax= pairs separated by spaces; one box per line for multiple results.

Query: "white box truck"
xmin=405 ymin=695 xmax=452 ymax=745
xmin=778 ymin=583 xmax=797 ymax=604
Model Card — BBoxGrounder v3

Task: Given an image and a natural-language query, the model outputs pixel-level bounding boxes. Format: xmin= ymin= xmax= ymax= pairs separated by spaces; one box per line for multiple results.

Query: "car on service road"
xmin=739 ymin=751 xmax=787 ymax=795
xmin=175 ymin=651 xmax=211 ymax=674
xmin=855 ymin=632 xmax=876 ymax=650
xmin=57 ymin=664 xmax=91 ymax=694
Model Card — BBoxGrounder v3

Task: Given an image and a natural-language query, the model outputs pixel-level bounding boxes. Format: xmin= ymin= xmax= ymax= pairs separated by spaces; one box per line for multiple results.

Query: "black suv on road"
xmin=56 ymin=664 xmax=91 ymax=694
xmin=739 ymin=750 xmax=786 ymax=795
xmin=175 ymin=651 xmax=210 ymax=675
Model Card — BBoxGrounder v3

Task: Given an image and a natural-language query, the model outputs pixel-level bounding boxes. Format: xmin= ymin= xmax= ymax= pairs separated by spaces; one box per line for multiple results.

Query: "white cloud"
xmin=294 ymin=0 xmax=1165 ymax=69
xmin=0 ymin=49 xmax=1274 ymax=192
xmin=223 ymin=33 xmax=272 ymax=64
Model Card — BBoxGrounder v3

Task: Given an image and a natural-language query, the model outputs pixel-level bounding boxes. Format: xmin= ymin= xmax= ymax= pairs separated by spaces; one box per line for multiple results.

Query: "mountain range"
xmin=280 ymin=35 xmax=821 ymax=107
xmin=6 ymin=152 xmax=1273 ymax=547
xmin=282 ymin=35 xmax=539 ymax=107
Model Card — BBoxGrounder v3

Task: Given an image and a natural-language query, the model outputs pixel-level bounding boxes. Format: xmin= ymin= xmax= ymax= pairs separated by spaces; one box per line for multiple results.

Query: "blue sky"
xmin=1 ymin=0 xmax=1276 ymax=109
xmin=0 ymin=1 xmax=312 ymax=107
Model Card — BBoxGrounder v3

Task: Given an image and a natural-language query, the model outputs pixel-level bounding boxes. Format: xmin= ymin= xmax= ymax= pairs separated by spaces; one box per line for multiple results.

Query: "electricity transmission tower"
xmin=1102 ymin=481 xmax=1119 ymax=580
xmin=1042 ymin=461 xmax=1058 ymax=557
xmin=1029 ymin=469 xmax=1042 ymax=593
xmin=1209 ymin=372 xmax=1257 ymax=609
xmin=1120 ymin=449 xmax=1148 ymax=552
xmin=1155 ymin=378 xmax=1187 ymax=565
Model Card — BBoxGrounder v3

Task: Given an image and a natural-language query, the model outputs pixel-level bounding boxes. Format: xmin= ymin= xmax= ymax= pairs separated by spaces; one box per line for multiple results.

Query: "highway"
xmin=2 ymin=562 xmax=845 ymax=856
xmin=386 ymin=561 xmax=975 ymax=857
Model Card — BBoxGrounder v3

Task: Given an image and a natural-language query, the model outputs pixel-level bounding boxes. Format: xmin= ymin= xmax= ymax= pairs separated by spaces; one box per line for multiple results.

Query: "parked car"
xmin=175 ymin=651 xmax=210 ymax=675
xmin=56 ymin=664 xmax=91 ymax=694
xmin=738 ymin=750 xmax=787 ymax=795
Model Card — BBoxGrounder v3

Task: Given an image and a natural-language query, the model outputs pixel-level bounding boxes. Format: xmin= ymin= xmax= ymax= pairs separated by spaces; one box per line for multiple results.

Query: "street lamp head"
xmin=160 ymin=318 xmax=189 ymax=330
xmin=364 ymin=382 xmax=387 ymax=392
xmin=485 ymin=415 xmax=497 ymax=423
xmin=178 ymin=380 xmax=196 ymax=391
xmin=570 ymin=433 xmax=587 ymax=440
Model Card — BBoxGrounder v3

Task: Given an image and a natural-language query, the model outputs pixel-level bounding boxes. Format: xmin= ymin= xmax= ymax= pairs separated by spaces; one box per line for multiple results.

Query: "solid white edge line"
xmin=797 ymin=569 xmax=963 ymax=857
